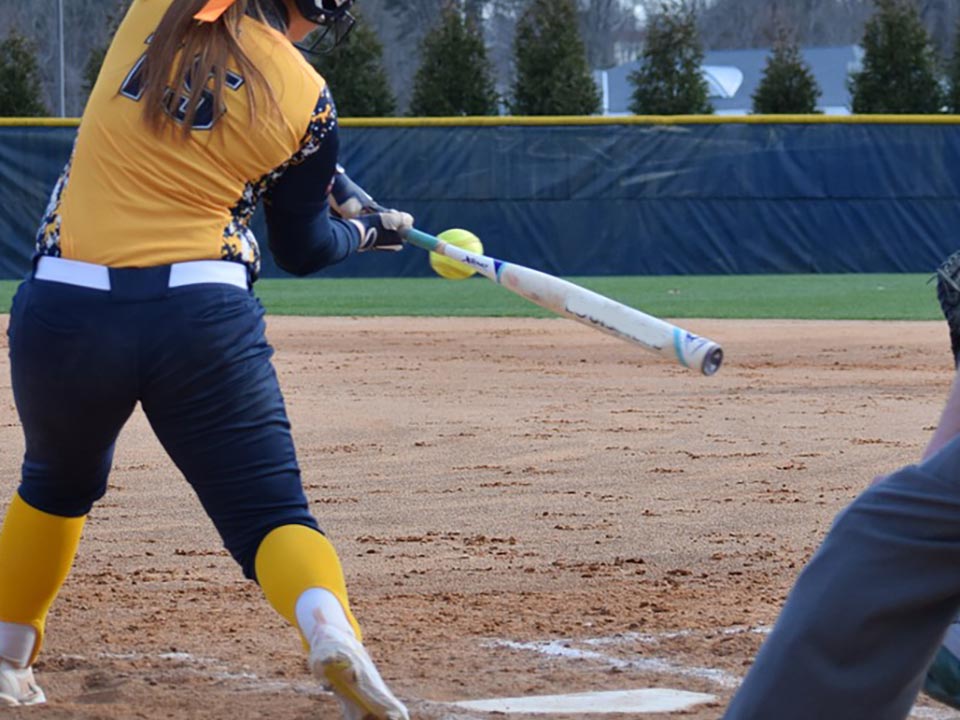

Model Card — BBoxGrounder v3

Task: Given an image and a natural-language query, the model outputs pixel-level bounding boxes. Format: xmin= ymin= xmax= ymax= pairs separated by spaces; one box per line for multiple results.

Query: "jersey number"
xmin=120 ymin=41 xmax=244 ymax=130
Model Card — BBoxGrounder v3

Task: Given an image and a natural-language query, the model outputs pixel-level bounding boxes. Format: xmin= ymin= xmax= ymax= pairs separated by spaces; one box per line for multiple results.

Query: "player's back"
xmin=39 ymin=0 xmax=325 ymax=270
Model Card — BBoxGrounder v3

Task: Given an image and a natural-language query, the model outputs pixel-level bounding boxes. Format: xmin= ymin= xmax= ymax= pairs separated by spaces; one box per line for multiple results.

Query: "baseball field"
xmin=0 ymin=273 xmax=956 ymax=719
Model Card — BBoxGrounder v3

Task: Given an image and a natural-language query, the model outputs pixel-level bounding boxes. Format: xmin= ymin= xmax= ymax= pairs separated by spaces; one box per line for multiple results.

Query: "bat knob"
xmin=700 ymin=346 xmax=724 ymax=376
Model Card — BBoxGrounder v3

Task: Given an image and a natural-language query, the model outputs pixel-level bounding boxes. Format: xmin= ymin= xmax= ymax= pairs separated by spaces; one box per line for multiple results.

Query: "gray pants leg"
xmin=724 ymin=435 xmax=960 ymax=720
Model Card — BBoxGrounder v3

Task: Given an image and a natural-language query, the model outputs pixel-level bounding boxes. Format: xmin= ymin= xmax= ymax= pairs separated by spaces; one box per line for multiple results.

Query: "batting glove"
xmin=350 ymin=210 xmax=413 ymax=252
xmin=329 ymin=165 xmax=386 ymax=219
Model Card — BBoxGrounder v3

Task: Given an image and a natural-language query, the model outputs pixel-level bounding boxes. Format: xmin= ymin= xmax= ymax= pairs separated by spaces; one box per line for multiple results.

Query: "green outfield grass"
xmin=0 ymin=273 xmax=943 ymax=321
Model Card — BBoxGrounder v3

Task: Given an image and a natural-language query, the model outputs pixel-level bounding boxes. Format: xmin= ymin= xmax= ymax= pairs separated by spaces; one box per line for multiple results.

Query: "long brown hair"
xmin=138 ymin=0 xmax=279 ymax=137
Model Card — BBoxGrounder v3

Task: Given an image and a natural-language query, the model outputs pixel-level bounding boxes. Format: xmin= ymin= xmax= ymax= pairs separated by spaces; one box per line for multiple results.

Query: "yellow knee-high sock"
xmin=255 ymin=525 xmax=362 ymax=641
xmin=0 ymin=493 xmax=86 ymax=665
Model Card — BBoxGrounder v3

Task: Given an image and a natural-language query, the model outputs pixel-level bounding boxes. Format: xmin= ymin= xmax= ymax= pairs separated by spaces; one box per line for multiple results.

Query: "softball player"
xmin=722 ymin=255 xmax=960 ymax=720
xmin=0 ymin=1 xmax=409 ymax=718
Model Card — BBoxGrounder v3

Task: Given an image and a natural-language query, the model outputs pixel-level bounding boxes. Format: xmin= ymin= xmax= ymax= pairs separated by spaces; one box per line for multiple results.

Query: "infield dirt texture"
xmin=0 ymin=315 xmax=953 ymax=719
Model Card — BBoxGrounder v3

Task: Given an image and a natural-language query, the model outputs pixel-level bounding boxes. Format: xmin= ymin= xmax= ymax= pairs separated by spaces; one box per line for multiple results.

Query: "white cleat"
xmin=0 ymin=661 xmax=46 ymax=707
xmin=309 ymin=624 xmax=409 ymax=720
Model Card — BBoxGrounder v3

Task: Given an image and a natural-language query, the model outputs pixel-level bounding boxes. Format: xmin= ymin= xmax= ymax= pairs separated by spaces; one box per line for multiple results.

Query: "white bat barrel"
xmin=499 ymin=264 xmax=724 ymax=376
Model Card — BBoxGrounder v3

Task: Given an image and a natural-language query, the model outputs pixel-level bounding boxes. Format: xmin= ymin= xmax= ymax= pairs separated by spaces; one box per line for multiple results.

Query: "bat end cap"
xmin=701 ymin=346 xmax=724 ymax=376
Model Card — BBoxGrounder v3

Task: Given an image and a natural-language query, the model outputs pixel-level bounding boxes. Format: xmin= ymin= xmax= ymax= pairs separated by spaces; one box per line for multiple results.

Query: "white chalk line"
xmin=493 ymin=638 xmax=741 ymax=689
xmin=490 ymin=625 xmax=773 ymax=689
xmin=582 ymin=625 xmax=773 ymax=647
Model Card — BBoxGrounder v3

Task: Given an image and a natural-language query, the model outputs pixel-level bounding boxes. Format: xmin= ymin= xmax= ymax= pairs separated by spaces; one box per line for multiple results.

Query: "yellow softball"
xmin=429 ymin=229 xmax=484 ymax=280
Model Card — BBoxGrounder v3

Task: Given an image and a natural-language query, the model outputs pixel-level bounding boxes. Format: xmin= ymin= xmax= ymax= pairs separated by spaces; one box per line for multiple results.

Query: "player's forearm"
xmin=266 ymin=210 xmax=359 ymax=276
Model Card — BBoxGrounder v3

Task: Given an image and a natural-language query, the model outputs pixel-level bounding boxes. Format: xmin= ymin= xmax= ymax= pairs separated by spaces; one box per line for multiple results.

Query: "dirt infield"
xmin=0 ymin=315 xmax=956 ymax=719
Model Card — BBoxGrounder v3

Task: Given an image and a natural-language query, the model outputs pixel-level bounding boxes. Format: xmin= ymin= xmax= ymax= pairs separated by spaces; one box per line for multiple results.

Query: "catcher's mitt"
xmin=935 ymin=250 xmax=960 ymax=368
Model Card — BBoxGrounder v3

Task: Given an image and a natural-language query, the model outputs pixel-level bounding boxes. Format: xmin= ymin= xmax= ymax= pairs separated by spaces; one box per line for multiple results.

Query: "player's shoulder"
xmin=240 ymin=18 xmax=327 ymax=100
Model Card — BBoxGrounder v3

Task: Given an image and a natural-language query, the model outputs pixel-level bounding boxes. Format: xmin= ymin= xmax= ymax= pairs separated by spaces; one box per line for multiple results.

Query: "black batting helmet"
xmin=294 ymin=0 xmax=356 ymax=53
xmin=293 ymin=0 xmax=354 ymax=24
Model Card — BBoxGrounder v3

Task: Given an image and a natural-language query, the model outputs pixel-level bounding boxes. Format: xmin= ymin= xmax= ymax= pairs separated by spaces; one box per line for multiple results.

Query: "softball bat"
xmin=403 ymin=228 xmax=724 ymax=376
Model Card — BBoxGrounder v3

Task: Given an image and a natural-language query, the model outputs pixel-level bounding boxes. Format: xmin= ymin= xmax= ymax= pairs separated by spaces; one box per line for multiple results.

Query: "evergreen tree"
xmin=83 ymin=1 xmax=130 ymax=95
xmin=850 ymin=0 xmax=944 ymax=114
xmin=752 ymin=31 xmax=821 ymax=114
xmin=948 ymin=19 xmax=960 ymax=113
xmin=510 ymin=0 xmax=600 ymax=116
xmin=311 ymin=11 xmax=396 ymax=117
xmin=0 ymin=30 xmax=48 ymax=117
xmin=629 ymin=2 xmax=711 ymax=115
xmin=409 ymin=3 xmax=498 ymax=116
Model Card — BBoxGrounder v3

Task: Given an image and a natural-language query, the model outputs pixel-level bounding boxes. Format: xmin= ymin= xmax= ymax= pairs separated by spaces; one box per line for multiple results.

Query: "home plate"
xmin=451 ymin=688 xmax=716 ymax=714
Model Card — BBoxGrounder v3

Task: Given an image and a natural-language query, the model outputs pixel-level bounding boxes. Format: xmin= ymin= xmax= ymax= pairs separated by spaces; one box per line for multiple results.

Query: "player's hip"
xmin=9 ymin=257 xmax=270 ymax=390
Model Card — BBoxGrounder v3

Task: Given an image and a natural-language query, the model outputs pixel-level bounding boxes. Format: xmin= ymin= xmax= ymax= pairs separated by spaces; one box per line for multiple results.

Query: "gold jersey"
xmin=36 ymin=0 xmax=334 ymax=277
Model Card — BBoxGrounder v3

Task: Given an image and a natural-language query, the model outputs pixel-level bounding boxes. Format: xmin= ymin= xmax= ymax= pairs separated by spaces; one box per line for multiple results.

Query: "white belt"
xmin=34 ymin=257 xmax=249 ymax=291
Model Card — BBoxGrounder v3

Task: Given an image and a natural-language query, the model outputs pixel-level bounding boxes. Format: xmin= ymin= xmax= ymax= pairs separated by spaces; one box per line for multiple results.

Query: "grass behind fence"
xmin=0 ymin=273 xmax=943 ymax=321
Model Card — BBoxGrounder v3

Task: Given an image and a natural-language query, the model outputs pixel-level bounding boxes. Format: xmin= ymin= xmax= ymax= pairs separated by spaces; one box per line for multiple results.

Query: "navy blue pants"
xmin=723 ymin=436 xmax=960 ymax=719
xmin=6 ymin=267 xmax=319 ymax=579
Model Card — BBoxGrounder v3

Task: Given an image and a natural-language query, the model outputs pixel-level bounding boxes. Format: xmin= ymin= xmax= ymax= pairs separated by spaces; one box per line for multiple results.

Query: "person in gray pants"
xmin=723 ymin=251 xmax=960 ymax=720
